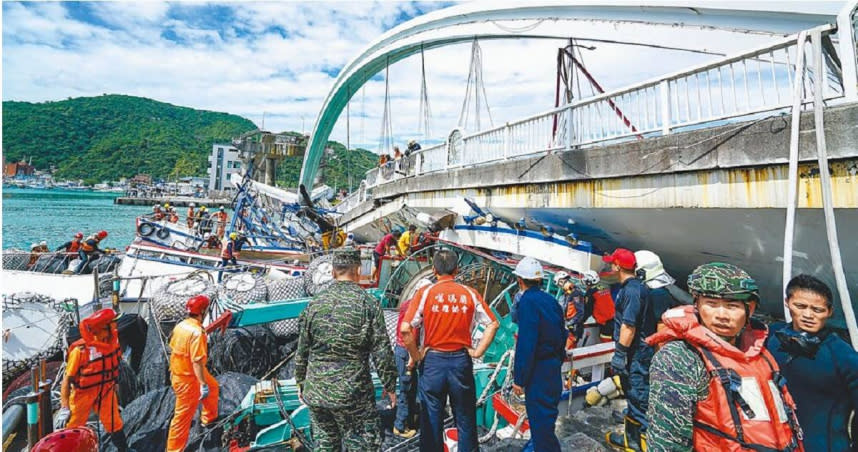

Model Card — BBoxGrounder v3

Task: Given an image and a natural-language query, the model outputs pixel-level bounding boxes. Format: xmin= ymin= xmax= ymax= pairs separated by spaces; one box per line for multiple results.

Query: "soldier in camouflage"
xmin=295 ymin=247 xmax=398 ymax=451
xmin=645 ymin=262 xmax=803 ymax=452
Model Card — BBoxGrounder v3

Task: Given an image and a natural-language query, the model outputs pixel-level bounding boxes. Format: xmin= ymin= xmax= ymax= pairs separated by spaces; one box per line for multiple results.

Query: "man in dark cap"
xmin=295 ymin=247 xmax=398 ymax=450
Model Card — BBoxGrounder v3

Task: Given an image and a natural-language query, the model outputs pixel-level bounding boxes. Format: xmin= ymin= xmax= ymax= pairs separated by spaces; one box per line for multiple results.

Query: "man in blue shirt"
xmin=511 ymin=257 xmax=566 ymax=452
xmin=604 ymin=248 xmax=651 ymax=451
xmin=767 ymin=274 xmax=858 ymax=452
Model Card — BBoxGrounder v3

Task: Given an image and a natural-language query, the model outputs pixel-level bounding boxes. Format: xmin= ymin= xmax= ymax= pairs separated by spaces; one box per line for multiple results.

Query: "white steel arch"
xmin=299 ymin=1 xmax=848 ymax=189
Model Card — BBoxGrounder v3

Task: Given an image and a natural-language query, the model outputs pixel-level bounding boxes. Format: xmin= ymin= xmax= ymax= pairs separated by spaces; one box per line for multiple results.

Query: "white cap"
xmin=513 ymin=256 xmax=544 ymax=279
xmin=39 ymin=240 xmax=47 ymax=246
xmin=553 ymin=271 xmax=570 ymax=284
xmin=634 ymin=250 xmax=675 ymax=288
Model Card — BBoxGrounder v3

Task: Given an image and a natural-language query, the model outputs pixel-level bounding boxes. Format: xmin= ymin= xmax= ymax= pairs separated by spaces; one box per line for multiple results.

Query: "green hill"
xmin=2 ymin=94 xmax=378 ymax=188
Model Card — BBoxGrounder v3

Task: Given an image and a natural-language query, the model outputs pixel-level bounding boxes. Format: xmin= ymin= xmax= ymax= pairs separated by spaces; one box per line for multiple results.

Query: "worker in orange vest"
xmin=75 ymin=230 xmax=108 ymax=274
xmin=186 ymin=203 xmax=196 ymax=229
xmin=212 ymin=207 xmax=229 ymax=238
xmin=166 ymin=295 xmax=219 ymax=452
xmin=55 ymin=308 xmax=132 ymax=451
xmin=56 ymin=232 xmax=84 ymax=255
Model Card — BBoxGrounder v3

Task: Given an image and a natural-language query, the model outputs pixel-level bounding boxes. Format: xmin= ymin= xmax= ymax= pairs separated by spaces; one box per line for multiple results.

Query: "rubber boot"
xmin=606 ymin=416 xmax=646 ymax=451
xmin=110 ymin=429 xmax=135 ymax=452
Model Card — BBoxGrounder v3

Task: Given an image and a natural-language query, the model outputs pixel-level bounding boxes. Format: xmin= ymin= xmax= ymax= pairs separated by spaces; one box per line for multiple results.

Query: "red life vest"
xmin=68 ymin=337 xmax=121 ymax=391
xmin=67 ymin=240 xmax=81 ymax=253
xmin=591 ymin=289 xmax=615 ymax=324
xmin=647 ymin=306 xmax=804 ymax=452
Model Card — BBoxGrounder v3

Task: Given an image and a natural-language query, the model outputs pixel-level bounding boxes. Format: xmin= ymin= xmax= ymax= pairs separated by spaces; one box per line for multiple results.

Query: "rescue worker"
xmin=554 ymin=271 xmax=586 ymax=349
xmin=167 ymin=207 xmax=179 ymax=223
xmin=186 ymin=202 xmax=196 ymax=228
xmin=635 ymin=250 xmax=684 ymax=332
xmin=372 ymin=229 xmax=402 ymax=280
xmin=767 ymin=274 xmax=858 ymax=452
xmin=411 ymin=224 xmax=439 ymax=254
xmin=221 ymin=232 xmax=239 ymax=267
xmin=167 ymin=295 xmax=219 ymax=452
xmin=295 ymin=248 xmax=398 ymax=450
xmin=646 ymin=263 xmax=804 ymax=452
xmin=398 ymin=224 xmax=417 ymax=255
xmin=56 ymin=232 xmax=84 ymax=254
xmin=400 ymin=249 xmax=500 ymax=452
xmin=512 ymin=257 xmax=566 ymax=452
xmin=212 ymin=207 xmax=228 ymax=239
xmin=603 ymin=248 xmax=651 ymax=451
xmin=202 ymin=233 xmax=221 ymax=250
xmin=75 ymin=230 xmax=108 ymax=274
xmin=28 ymin=242 xmax=43 ymax=268
xmin=581 ymin=270 xmax=616 ymax=342
xmin=55 ymin=308 xmax=132 ymax=451
xmin=195 ymin=206 xmax=209 ymax=234
xmin=151 ymin=204 xmax=165 ymax=221
xmin=393 ymin=278 xmax=433 ymax=439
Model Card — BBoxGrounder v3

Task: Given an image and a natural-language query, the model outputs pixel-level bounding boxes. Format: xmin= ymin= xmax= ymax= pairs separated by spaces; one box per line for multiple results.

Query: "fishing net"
xmin=2 ymin=293 xmax=72 ymax=383
xmin=263 ymin=278 xmax=306 ymax=338
xmin=2 ymin=249 xmax=30 ymax=270
xmin=149 ymin=274 xmax=217 ymax=323
xmin=31 ymin=253 xmax=72 ymax=273
xmin=136 ymin=309 xmax=171 ymax=394
xmin=101 ymin=372 xmax=258 ymax=452
xmin=303 ymin=253 xmax=334 ymax=296
xmin=383 ymin=309 xmax=400 ymax=349
xmin=219 ymin=273 xmax=268 ymax=305
xmin=208 ymin=326 xmax=280 ymax=379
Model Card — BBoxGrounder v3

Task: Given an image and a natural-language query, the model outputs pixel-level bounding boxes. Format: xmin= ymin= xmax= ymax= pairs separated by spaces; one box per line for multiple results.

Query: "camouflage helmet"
xmin=687 ymin=262 xmax=759 ymax=302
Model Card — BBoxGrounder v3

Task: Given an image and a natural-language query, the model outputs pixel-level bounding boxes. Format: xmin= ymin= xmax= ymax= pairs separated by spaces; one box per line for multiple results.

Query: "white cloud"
xmin=2 ymin=0 xmax=840 ymax=157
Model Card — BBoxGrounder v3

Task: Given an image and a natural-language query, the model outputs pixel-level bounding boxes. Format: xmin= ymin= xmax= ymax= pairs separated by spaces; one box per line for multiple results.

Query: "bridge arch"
xmin=299 ymin=1 xmax=844 ymax=188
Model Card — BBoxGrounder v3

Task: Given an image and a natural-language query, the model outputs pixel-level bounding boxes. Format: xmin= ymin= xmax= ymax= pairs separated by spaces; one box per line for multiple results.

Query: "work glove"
xmin=200 ymin=384 xmax=210 ymax=401
xmin=611 ymin=344 xmax=629 ymax=378
xmin=54 ymin=407 xmax=71 ymax=430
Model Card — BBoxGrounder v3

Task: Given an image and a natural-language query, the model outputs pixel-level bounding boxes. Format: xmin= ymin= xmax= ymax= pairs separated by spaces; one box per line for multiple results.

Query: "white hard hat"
xmin=189 ymin=202 xmax=195 ymax=207
xmin=582 ymin=270 xmax=600 ymax=285
xmin=634 ymin=250 xmax=665 ymax=282
xmin=30 ymin=243 xmax=38 ymax=250
xmin=634 ymin=250 xmax=675 ymax=288
xmin=553 ymin=271 xmax=570 ymax=284
xmin=513 ymin=256 xmax=544 ymax=280
xmin=39 ymin=240 xmax=47 ymax=247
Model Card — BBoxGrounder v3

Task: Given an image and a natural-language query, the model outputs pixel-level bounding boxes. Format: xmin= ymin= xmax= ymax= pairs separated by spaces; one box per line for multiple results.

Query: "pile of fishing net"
xmin=208 ymin=325 xmax=286 ymax=379
xmin=1 ymin=293 xmax=73 ymax=382
xmin=101 ymin=372 xmax=258 ymax=452
xmin=149 ymin=274 xmax=218 ymax=323
xmin=2 ymin=249 xmax=29 ymax=270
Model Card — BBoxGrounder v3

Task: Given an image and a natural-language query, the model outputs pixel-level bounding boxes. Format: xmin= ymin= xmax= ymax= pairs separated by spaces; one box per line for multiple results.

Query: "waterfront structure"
xmin=208 ymin=143 xmax=242 ymax=191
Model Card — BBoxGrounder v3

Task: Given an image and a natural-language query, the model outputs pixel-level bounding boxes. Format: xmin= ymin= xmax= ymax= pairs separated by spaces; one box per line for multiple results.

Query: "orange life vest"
xmin=68 ymin=337 xmax=121 ymax=391
xmin=591 ymin=289 xmax=615 ymax=324
xmin=647 ymin=306 xmax=804 ymax=452
xmin=221 ymin=239 xmax=234 ymax=259
xmin=80 ymin=237 xmax=100 ymax=253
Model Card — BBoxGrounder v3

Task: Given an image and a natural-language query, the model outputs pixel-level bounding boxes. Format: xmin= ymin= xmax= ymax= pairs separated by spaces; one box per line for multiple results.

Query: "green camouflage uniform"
xmin=295 ymin=254 xmax=398 ymax=452
xmin=646 ymin=341 xmax=710 ymax=452
xmin=647 ymin=262 xmax=758 ymax=452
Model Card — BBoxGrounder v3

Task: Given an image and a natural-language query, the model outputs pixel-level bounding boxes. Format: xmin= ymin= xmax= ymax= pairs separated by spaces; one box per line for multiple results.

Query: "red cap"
xmin=186 ymin=295 xmax=211 ymax=315
xmin=603 ymin=248 xmax=636 ymax=270
xmin=74 ymin=232 xmax=84 ymax=239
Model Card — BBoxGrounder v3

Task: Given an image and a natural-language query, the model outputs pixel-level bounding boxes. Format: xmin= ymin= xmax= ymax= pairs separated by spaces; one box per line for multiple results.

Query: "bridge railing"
xmin=402 ymin=24 xmax=843 ymax=177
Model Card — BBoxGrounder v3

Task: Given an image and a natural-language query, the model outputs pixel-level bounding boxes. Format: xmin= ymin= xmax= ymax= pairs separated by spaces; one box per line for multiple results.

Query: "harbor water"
xmin=3 ymin=187 xmax=160 ymax=250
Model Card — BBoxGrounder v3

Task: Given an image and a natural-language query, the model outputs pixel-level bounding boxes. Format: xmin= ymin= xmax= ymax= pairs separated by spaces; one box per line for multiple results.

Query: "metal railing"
xmin=401 ymin=25 xmax=845 ymax=177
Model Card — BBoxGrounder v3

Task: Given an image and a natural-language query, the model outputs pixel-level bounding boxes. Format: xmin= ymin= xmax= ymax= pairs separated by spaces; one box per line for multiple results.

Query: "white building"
xmin=208 ymin=144 xmax=243 ymax=191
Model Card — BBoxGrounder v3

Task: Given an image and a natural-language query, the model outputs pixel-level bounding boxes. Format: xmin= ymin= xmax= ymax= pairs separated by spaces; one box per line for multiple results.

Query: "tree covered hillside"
xmin=2 ymin=94 xmax=379 ymax=189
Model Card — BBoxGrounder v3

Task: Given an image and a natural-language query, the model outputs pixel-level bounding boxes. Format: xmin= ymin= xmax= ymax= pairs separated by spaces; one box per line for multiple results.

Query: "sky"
xmin=2 ymin=1 xmax=847 ymax=153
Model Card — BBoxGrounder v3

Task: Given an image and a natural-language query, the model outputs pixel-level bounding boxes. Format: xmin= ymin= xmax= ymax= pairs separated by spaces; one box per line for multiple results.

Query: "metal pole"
xmin=38 ymin=359 xmax=53 ymax=437
xmin=26 ymin=368 xmax=40 ymax=448
xmin=93 ymin=267 xmax=101 ymax=308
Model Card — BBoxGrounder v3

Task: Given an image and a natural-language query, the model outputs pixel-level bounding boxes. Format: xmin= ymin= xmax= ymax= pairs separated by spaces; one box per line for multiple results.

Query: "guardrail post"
xmin=503 ymin=123 xmax=511 ymax=160
xmin=565 ymin=105 xmax=574 ymax=151
xmin=660 ymin=80 xmax=671 ymax=135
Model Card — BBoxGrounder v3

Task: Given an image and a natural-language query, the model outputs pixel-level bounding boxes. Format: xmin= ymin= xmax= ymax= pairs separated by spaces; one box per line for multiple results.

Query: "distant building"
xmin=4 ymin=160 xmax=35 ymax=178
xmin=208 ymin=143 xmax=243 ymax=191
xmin=130 ymin=174 xmax=152 ymax=186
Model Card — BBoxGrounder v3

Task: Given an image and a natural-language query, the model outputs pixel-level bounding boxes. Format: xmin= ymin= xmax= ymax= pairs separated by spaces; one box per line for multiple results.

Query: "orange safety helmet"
xmin=74 ymin=232 xmax=84 ymax=239
xmin=31 ymin=427 xmax=98 ymax=452
xmin=96 ymin=230 xmax=108 ymax=239
xmin=79 ymin=308 xmax=118 ymax=349
xmin=186 ymin=295 xmax=211 ymax=315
